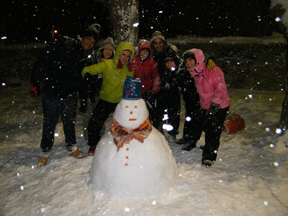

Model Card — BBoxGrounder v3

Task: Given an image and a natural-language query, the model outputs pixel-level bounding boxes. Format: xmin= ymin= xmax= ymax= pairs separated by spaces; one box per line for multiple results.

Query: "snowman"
xmin=89 ymin=76 xmax=178 ymax=198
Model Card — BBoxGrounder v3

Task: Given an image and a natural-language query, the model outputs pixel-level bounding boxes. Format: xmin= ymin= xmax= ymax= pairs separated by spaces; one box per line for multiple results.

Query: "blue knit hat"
xmin=122 ymin=76 xmax=142 ymax=100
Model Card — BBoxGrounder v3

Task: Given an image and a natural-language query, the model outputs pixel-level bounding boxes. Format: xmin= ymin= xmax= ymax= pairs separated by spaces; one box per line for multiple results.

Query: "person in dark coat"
xmin=30 ymin=24 xmax=101 ymax=167
xmin=150 ymin=31 xmax=181 ymax=139
xmin=175 ymin=58 xmax=202 ymax=148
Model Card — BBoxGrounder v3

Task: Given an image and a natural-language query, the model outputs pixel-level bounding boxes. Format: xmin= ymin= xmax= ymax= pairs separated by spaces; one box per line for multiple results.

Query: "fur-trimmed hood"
xmin=184 ymin=48 xmax=206 ymax=72
xmin=137 ymin=39 xmax=152 ymax=57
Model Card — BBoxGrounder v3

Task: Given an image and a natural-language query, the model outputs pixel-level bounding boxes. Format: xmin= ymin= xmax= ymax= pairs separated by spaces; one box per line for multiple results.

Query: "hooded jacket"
xmin=82 ymin=41 xmax=135 ymax=103
xmin=129 ymin=40 xmax=161 ymax=95
xmin=186 ymin=49 xmax=230 ymax=110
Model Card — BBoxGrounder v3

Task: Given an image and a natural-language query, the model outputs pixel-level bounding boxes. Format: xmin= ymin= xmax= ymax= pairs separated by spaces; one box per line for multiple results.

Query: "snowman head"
xmin=113 ymin=99 xmax=149 ymax=130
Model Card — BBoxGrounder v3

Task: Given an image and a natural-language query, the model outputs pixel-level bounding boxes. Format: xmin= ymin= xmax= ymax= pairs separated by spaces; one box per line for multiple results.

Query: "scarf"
xmin=110 ymin=117 xmax=152 ymax=151
xmin=117 ymin=59 xmax=124 ymax=69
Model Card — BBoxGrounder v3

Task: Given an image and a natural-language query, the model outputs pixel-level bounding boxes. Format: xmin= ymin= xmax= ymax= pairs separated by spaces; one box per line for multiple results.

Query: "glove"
xmin=207 ymin=102 xmax=220 ymax=119
xmin=83 ymin=73 xmax=92 ymax=81
xmin=78 ymin=100 xmax=88 ymax=114
xmin=206 ymin=57 xmax=216 ymax=70
xmin=29 ymin=83 xmax=41 ymax=97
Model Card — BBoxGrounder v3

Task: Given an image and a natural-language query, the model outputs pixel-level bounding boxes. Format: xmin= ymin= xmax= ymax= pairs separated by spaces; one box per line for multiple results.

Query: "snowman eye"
xmin=134 ymin=106 xmax=137 ymax=108
xmin=125 ymin=105 xmax=129 ymax=108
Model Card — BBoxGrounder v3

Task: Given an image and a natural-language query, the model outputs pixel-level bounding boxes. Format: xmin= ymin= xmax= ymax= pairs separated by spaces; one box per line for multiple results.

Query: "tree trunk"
xmin=101 ymin=0 xmax=139 ymax=45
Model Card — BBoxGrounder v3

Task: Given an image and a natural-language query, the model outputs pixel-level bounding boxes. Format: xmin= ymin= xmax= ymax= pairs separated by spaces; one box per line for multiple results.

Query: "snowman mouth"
xmin=129 ymin=118 xmax=137 ymax=121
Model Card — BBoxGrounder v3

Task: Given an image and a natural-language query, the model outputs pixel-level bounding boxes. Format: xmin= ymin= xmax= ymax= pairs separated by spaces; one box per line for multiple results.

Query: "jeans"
xmin=40 ymin=94 xmax=77 ymax=153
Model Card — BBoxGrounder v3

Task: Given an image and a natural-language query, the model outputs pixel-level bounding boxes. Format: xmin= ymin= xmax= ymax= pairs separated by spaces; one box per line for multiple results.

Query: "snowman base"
xmin=88 ymin=128 xmax=178 ymax=198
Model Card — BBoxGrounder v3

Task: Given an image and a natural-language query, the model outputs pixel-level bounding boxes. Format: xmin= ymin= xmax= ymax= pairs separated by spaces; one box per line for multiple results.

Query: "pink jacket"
xmin=187 ymin=49 xmax=230 ymax=110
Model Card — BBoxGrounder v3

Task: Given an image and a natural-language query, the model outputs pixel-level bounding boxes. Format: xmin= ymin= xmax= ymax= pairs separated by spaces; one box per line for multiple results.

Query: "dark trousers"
xmin=190 ymin=107 xmax=229 ymax=161
xmin=41 ymin=94 xmax=77 ymax=153
xmin=157 ymin=85 xmax=181 ymax=135
xmin=88 ymin=99 xmax=117 ymax=147
xmin=182 ymin=93 xmax=202 ymax=140
xmin=143 ymin=92 xmax=163 ymax=130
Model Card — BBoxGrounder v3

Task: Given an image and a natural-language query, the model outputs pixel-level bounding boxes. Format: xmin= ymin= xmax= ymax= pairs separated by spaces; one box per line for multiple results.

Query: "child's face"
xmin=103 ymin=48 xmax=113 ymax=59
xmin=119 ymin=51 xmax=131 ymax=65
xmin=165 ymin=60 xmax=176 ymax=71
xmin=185 ymin=58 xmax=196 ymax=69
xmin=139 ymin=49 xmax=149 ymax=60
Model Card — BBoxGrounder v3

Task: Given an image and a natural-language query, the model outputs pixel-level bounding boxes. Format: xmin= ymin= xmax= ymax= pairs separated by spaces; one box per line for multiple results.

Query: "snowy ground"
xmin=0 ymin=80 xmax=288 ymax=216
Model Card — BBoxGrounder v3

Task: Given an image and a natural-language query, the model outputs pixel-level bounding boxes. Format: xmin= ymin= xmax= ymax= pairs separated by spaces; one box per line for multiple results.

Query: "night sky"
xmin=0 ymin=0 xmax=280 ymax=43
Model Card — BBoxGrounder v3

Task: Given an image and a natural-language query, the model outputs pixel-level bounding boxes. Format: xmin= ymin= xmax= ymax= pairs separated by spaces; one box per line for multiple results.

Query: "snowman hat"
xmin=122 ymin=76 xmax=142 ymax=100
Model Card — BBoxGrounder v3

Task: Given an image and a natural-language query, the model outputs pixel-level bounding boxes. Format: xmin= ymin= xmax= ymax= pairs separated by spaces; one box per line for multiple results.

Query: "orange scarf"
xmin=110 ymin=117 xmax=152 ymax=151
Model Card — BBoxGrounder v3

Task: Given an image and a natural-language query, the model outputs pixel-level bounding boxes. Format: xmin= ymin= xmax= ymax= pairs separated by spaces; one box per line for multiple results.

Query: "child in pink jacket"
xmin=183 ymin=48 xmax=230 ymax=168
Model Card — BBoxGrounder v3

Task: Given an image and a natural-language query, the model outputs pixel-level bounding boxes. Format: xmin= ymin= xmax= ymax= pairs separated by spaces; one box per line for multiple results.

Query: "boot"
xmin=67 ymin=144 xmax=85 ymax=158
xmin=88 ymin=146 xmax=96 ymax=156
xmin=182 ymin=142 xmax=196 ymax=151
xmin=202 ymin=159 xmax=214 ymax=168
xmin=69 ymin=149 xmax=85 ymax=158
xmin=166 ymin=133 xmax=176 ymax=143
xmin=38 ymin=151 xmax=51 ymax=167
xmin=175 ymin=137 xmax=187 ymax=145
xmin=38 ymin=156 xmax=48 ymax=167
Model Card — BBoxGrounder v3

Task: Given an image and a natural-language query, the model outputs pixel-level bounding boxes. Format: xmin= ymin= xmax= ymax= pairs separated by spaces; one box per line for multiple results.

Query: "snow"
xmin=1 ymin=0 xmax=288 ymax=213
xmin=170 ymin=34 xmax=287 ymax=45
xmin=1 ymin=79 xmax=288 ymax=215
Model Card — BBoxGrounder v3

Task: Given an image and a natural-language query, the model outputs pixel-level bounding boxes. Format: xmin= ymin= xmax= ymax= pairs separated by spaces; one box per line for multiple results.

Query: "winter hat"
xmin=80 ymin=23 xmax=101 ymax=41
xmin=97 ymin=37 xmax=116 ymax=61
xmin=137 ymin=39 xmax=151 ymax=56
xmin=100 ymin=37 xmax=116 ymax=51
xmin=140 ymin=48 xmax=150 ymax=54
xmin=122 ymin=76 xmax=142 ymax=100
xmin=183 ymin=51 xmax=196 ymax=62
xmin=165 ymin=56 xmax=175 ymax=63
xmin=150 ymin=31 xmax=166 ymax=44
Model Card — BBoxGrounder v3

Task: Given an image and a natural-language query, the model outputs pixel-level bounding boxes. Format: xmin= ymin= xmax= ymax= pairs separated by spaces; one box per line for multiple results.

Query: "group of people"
xmin=30 ymin=23 xmax=230 ymax=168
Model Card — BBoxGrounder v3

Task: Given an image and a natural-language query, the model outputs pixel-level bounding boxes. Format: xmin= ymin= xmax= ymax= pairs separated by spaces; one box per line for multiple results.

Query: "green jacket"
xmin=82 ymin=41 xmax=135 ymax=103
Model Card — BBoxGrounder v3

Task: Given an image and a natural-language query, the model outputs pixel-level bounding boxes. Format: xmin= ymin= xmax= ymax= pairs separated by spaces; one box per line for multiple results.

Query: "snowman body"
xmin=89 ymin=99 xmax=178 ymax=198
